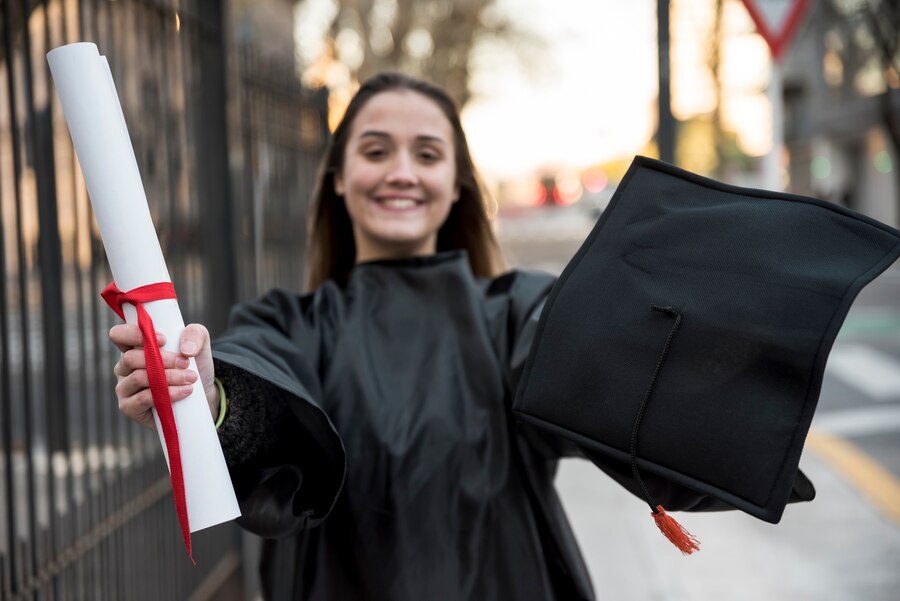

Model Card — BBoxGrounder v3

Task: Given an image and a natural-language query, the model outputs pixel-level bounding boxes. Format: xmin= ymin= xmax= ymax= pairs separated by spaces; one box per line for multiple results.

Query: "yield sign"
xmin=741 ymin=0 xmax=813 ymax=62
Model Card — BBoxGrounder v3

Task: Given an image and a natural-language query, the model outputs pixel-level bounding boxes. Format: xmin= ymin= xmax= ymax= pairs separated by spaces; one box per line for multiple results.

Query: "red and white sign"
xmin=741 ymin=0 xmax=813 ymax=62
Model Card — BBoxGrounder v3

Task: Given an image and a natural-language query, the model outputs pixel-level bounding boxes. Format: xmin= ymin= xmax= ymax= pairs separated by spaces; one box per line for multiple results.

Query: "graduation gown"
xmin=211 ymin=251 xmax=736 ymax=601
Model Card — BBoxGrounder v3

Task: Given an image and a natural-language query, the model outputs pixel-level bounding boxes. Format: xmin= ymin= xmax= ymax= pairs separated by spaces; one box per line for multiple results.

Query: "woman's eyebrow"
xmin=359 ymin=130 xmax=391 ymax=140
xmin=415 ymin=135 xmax=447 ymax=145
xmin=358 ymin=130 xmax=447 ymax=145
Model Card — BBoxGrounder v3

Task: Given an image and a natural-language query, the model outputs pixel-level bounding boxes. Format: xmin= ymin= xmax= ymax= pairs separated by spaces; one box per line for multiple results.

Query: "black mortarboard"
xmin=514 ymin=156 xmax=900 ymax=552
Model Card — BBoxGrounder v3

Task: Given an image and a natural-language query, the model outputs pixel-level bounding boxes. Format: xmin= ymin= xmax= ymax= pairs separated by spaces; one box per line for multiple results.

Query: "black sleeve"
xmin=491 ymin=270 xmax=585 ymax=460
xmin=211 ymin=288 xmax=346 ymax=538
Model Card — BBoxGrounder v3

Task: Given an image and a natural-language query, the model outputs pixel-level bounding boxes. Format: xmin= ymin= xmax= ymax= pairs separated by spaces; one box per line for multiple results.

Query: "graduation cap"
xmin=514 ymin=156 xmax=900 ymax=553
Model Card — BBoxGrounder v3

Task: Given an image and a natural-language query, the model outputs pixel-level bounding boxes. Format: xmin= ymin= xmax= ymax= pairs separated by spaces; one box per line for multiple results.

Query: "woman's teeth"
xmin=379 ymin=198 xmax=419 ymax=209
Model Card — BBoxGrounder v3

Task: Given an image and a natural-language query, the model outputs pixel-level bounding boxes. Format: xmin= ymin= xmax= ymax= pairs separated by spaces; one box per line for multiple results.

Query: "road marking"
xmin=806 ymin=429 xmax=900 ymax=526
xmin=839 ymin=308 xmax=900 ymax=337
xmin=813 ymin=405 xmax=900 ymax=437
xmin=825 ymin=344 xmax=900 ymax=401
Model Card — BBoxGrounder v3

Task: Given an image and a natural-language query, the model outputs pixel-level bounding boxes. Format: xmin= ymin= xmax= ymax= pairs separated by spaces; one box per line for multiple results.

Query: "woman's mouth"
xmin=375 ymin=197 xmax=424 ymax=211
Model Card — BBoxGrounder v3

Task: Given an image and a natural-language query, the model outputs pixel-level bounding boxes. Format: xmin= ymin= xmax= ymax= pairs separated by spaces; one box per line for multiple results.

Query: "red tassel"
xmin=652 ymin=505 xmax=700 ymax=555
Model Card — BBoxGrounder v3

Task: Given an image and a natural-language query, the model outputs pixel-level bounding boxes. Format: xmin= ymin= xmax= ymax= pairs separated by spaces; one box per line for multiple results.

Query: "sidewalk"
xmin=556 ymin=449 xmax=900 ymax=600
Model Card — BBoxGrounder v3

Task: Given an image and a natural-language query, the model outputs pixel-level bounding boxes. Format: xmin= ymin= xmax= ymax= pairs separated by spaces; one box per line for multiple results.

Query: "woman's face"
xmin=335 ymin=90 xmax=459 ymax=263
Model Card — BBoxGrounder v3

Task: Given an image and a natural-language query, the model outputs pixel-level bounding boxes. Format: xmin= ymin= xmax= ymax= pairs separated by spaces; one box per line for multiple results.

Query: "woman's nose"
xmin=384 ymin=152 xmax=418 ymax=186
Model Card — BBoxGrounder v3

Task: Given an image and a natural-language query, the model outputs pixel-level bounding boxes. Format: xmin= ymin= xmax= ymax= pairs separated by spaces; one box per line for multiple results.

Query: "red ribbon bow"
xmin=102 ymin=281 xmax=192 ymax=562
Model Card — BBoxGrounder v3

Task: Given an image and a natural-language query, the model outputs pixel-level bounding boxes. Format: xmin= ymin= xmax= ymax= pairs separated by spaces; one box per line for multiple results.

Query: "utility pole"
xmin=740 ymin=0 xmax=813 ymax=190
xmin=657 ymin=0 xmax=675 ymax=164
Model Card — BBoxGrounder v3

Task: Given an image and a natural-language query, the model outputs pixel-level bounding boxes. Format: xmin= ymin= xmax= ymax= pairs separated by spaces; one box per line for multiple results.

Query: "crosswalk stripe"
xmin=826 ymin=344 xmax=900 ymax=401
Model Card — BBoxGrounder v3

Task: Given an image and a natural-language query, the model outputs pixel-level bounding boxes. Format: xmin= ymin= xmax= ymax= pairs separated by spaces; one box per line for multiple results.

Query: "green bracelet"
xmin=213 ymin=377 xmax=228 ymax=429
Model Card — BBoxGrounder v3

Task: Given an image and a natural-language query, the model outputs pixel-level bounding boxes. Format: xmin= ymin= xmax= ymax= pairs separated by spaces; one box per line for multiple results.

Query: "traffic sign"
xmin=741 ymin=0 xmax=813 ymax=62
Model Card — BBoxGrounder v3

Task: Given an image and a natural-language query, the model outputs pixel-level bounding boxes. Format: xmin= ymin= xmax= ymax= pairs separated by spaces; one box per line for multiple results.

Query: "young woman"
xmin=110 ymin=73 xmax=708 ymax=600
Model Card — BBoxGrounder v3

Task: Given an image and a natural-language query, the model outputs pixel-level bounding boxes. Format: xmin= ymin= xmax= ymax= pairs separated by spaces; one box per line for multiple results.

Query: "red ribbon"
xmin=102 ymin=281 xmax=193 ymax=562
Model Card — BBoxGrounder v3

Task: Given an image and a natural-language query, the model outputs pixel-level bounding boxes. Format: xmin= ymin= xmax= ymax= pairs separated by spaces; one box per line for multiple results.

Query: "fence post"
xmin=196 ymin=0 xmax=237 ymax=333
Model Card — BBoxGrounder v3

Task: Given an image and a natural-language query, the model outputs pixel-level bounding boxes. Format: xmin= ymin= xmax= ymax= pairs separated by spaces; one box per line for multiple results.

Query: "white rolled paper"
xmin=47 ymin=42 xmax=240 ymax=532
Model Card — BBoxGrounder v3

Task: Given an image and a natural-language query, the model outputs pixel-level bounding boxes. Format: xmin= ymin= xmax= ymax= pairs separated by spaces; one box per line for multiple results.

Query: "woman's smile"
xmin=373 ymin=196 xmax=426 ymax=211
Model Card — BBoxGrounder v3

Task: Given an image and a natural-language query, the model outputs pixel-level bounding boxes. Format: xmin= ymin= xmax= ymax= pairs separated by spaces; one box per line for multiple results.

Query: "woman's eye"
xmin=418 ymin=151 xmax=440 ymax=162
xmin=363 ymin=148 xmax=387 ymax=159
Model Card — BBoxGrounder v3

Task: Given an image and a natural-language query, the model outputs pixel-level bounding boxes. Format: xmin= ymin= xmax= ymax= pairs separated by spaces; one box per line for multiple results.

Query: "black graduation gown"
xmin=211 ymin=251 xmax=719 ymax=601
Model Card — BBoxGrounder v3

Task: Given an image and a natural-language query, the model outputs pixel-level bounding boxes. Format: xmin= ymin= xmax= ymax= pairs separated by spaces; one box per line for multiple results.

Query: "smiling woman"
xmin=111 ymin=71 xmax=623 ymax=601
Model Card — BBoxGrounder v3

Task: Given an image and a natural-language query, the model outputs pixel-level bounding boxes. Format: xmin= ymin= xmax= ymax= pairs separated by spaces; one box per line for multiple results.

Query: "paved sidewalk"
xmin=556 ymin=450 xmax=900 ymax=600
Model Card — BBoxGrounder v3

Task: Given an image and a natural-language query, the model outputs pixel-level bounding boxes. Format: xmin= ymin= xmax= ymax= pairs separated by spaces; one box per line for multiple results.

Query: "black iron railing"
xmin=0 ymin=0 xmax=327 ymax=598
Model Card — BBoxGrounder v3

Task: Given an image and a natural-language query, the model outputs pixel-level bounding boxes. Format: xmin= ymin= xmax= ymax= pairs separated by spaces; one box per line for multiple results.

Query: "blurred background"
xmin=1 ymin=0 xmax=898 ymax=599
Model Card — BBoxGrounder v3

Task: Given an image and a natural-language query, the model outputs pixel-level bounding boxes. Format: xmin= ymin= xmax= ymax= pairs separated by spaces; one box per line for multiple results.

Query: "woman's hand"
xmin=110 ymin=323 xmax=219 ymax=430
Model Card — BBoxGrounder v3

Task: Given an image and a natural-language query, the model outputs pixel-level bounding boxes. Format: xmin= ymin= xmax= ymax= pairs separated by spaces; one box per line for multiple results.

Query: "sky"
xmin=462 ymin=0 xmax=659 ymax=179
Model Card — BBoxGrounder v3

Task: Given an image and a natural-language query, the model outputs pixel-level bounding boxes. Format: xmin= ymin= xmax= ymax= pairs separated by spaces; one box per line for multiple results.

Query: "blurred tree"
xmin=680 ymin=0 xmax=752 ymax=179
xmin=676 ymin=115 xmax=751 ymax=176
xmin=708 ymin=0 xmax=725 ymax=174
xmin=295 ymin=0 xmax=543 ymax=116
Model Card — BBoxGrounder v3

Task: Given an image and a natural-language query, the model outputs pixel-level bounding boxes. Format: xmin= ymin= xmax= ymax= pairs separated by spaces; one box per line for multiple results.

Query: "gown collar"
xmin=347 ymin=250 xmax=476 ymax=293
xmin=352 ymin=249 xmax=469 ymax=271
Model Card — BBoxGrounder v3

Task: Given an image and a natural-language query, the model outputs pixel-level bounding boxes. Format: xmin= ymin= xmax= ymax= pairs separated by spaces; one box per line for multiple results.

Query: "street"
xmin=498 ymin=204 xmax=900 ymax=601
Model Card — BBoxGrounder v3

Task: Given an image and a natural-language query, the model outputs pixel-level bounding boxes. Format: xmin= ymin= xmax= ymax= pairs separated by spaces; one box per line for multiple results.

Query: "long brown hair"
xmin=306 ymin=72 xmax=505 ymax=290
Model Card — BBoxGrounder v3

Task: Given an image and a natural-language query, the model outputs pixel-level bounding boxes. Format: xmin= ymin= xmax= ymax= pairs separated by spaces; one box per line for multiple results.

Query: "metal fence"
xmin=230 ymin=43 xmax=328 ymax=301
xmin=0 ymin=0 xmax=327 ymax=598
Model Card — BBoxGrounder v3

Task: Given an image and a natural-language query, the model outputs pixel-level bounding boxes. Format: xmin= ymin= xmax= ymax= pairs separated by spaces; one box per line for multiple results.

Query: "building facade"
xmin=782 ymin=0 xmax=899 ymax=227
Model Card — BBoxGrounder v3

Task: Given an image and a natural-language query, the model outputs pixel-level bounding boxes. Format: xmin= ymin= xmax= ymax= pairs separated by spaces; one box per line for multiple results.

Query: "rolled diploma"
xmin=47 ymin=42 xmax=240 ymax=531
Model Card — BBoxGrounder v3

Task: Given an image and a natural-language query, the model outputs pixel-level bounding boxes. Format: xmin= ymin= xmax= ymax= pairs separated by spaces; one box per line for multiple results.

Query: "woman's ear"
xmin=334 ymin=171 xmax=345 ymax=196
